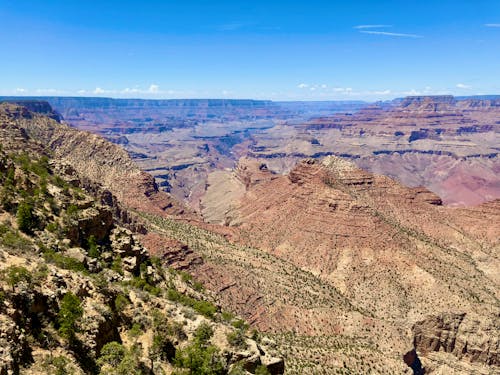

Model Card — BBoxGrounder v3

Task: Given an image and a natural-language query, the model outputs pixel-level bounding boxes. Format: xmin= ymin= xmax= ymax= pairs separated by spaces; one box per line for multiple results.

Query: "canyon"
xmin=9 ymin=95 xmax=498 ymax=211
xmin=0 ymin=101 xmax=498 ymax=374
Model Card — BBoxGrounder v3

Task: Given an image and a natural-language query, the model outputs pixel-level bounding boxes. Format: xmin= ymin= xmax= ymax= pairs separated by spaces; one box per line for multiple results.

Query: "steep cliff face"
xmin=413 ymin=313 xmax=499 ymax=367
xmin=0 ymin=99 xmax=62 ymax=121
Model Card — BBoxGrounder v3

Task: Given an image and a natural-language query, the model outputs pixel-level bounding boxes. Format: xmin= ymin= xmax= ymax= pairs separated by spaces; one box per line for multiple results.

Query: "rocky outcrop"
xmin=413 ymin=313 xmax=499 ymax=366
xmin=0 ymin=314 xmax=32 ymax=375
xmin=140 ymin=232 xmax=203 ymax=270
xmin=0 ymin=100 xmax=62 ymax=121
xmin=66 ymin=206 xmax=114 ymax=246
xmin=212 ymin=155 xmax=500 ymax=373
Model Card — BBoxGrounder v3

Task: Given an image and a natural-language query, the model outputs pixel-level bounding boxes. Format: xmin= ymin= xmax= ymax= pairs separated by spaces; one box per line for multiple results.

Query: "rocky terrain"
xmin=0 ymin=102 xmax=283 ymax=375
xmin=0 ymin=101 xmax=498 ymax=375
xmin=0 ymin=97 xmax=366 ymax=210
xmin=199 ymin=157 xmax=499 ymax=374
xmin=10 ymin=95 xmax=498 ymax=209
xmin=244 ymin=96 xmax=500 ymax=207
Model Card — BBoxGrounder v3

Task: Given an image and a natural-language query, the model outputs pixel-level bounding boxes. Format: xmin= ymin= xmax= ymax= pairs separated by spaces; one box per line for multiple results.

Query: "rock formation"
xmin=1 ymin=101 xmax=498 ymax=374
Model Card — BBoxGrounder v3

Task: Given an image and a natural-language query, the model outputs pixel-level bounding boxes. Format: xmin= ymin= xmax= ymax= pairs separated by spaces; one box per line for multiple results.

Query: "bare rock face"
xmin=140 ymin=232 xmax=203 ymax=270
xmin=110 ymin=228 xmax=148 ymax=274
xmin=0 ymin=314 xmax=31 ymax=375
xmin=0 ymin=99 xmax=62 ymax=121
xmin=66 ymin=206 xmax=114 ymax=246
xmin=413 ymin=313 xmax=500 ymax=366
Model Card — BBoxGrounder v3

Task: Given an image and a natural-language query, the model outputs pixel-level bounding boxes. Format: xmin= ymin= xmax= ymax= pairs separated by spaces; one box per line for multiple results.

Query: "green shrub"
xmin=98 ymin=342 xmax=142 ymax=375
xmin=192 ymin=300 xmax=217 ymax=319
xmin=228 ymin=363 xmax=247 ymax=375
xmin=174 ymin=341 xmax=226 ymax=375
xmin=194 ymin=322 xmax=213 ymax=344
xmin=98 ymin=341 xmax=126 ymax=367
xmin=111 ymin=256 xmax=123 ymax=275
xmin=3 ymin=265 xmax=32 ymax=290
xmin=45 ymin=222 xmax=59 ymax=233
xmin=86 ymin=235 xmax=100 ymax=258
xmin=0 ymin=226 xmax=32 ymax=251
xmin=33 ymin=263 xmax=49 ymax=283
xmin=167 ymin=288 xmax=182 ymax=302
xmin=16 ymin=201 xmax=36 ymax=234
xmin=193 ymin=280 xmax=204 ymax=292
xmin=65 ymin=204 xmax=79 ymax=219
xmin=128 ymin=323 xmax=143 ymax=338
xmin=221 ymin=311 xmax=234 ymax=323
xmin=180 ymin=271 xmax=192 ymax=282
xmin=255 ymin=365 xmax=271 ymax=375
xmin=52 ymin=175 xmax=68 ymax=189
xmin=167 ymin=288 xmax=217 ymax=319
xmin=226 ymin=330 xmax=248 ymax=350
xmin=42 ymin=355 xmax=71 ymax=375
xmin=31 ymin=155 xmax=50 ymax=178
xmin=43 ymin=249 xmax=86 ymax=273
xmin=57 ymin=292 xmax=83 ymax=340
xmin=114 ymin=293 xmax=130 ymax=311
xmin=231 ymin=319 xmax=249 ymax=332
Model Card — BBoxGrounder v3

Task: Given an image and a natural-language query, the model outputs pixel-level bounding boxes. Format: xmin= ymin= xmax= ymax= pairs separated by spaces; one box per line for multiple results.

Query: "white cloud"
xmin=333 ymin=87 xmax=352 ymax=93
xmin=148 ymin=84 xmax=160 ymax=93
xmin=360 ymin=30 xmax=422 ymax=38
xmin=298 ymin=83 xmax=330 ymax=91
xmin=485 ymin=23 xmax=500 ymax=27
xmin=456 ymin=83 xmax=471 ymax=89
xmin=354 ymin=24 xmax=392 ymax=29
xmin=374 ymin=89 xmax=392 ymax=95
xmin=93 ymin=87 xmax=106 ymax=94
xmin=15 ymin=88 xmax=26 ymax=93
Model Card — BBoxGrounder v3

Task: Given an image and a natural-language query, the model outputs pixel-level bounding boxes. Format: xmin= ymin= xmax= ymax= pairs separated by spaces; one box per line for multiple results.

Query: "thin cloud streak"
xmin=360 ymin=30 xmax=422 ymax=38
xmin=353 ymin=24 xmax=392 ymax=29
xmin=485 ymin=23 xmax=500 ymax=27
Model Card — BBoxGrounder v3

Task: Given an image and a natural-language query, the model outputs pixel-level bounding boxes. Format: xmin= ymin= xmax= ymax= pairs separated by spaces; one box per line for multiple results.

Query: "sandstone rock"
xmin=413 ymin=313 xmax=499 ymax=367
xmin=64 ymin=247 xmax=86 ymax=263
xmin=0 ymin=314 xmax=30 ymax=375
xmin=122 ymin=256 xmax=138 ymax=273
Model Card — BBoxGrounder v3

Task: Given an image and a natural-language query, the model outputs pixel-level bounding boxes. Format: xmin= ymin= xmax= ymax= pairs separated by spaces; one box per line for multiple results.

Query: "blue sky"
xmin=1 ymin=0 xmax=500 ymax=100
